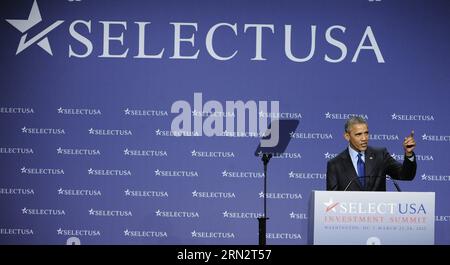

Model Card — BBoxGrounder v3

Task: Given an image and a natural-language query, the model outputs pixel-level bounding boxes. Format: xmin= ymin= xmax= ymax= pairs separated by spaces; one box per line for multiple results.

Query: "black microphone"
xmin=343 ymin=176 xmax=402 ymax=192
xmin=343 ymin=176 xmax=367 ymax=191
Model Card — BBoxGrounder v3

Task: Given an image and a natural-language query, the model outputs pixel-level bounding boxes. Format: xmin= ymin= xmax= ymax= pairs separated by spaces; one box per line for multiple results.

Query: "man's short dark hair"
xmin=345 ymin=116 xmax=368 ymax=133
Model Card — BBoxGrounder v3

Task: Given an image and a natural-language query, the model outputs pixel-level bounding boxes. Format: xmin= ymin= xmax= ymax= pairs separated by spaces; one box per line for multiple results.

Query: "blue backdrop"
xmin=1 ymin=0 xmax=449 ymax=245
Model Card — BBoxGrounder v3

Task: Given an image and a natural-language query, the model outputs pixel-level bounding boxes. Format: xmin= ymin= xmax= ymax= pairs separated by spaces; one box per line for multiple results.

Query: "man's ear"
xmin=344 ymin=132 xmax=350 ymax=141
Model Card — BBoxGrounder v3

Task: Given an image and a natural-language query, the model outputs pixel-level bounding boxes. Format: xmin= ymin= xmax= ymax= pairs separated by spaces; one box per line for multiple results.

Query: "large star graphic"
xmin=6 ymin=0 xmax=64 ymax=55
xmin=323 ymin=198 xmax=339 ymax=213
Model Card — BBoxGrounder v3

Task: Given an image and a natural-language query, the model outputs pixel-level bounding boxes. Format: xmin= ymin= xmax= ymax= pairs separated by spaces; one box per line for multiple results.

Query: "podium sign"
xmin=310 ymin=191 xmax=435 ymax=245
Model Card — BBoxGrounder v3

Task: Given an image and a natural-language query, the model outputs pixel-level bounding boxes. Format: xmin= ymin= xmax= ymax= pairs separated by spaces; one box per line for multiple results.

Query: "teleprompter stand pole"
xmin=258 ymin=153 xmax=272 ymax=246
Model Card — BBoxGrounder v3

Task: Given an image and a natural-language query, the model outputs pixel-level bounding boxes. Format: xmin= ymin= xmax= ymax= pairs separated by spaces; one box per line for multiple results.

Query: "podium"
xmin=309 ymin=191 xmax=435 ymax=245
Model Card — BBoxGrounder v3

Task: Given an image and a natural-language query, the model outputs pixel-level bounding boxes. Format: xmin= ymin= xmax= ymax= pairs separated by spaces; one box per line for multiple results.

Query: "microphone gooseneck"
xmin=386 ymin=176 xmax=402 ymax=192
xmin=343 ymin=176 xmax=402 ymax=192
xmin=343 ymin=176 xmax=366 ymax=191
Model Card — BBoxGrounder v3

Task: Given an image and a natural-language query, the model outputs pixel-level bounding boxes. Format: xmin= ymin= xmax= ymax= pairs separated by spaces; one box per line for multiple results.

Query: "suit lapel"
xmin=364 ymin=147 xmax=377 ymax=190
xmin=365 ymin=147 xmax=376 ymax=177
xmin=342 ymin=148 xmax=361 ymax=189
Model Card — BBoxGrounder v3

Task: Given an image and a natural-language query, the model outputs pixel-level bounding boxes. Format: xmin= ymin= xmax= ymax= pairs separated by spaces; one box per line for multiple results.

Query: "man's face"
xmin=344 ymin=123 xmax=369 ymax=152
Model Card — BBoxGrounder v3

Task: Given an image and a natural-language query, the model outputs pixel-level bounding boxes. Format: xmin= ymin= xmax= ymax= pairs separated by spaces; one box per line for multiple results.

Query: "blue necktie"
xmin=357 ymin=153 xmax=365 ymax=188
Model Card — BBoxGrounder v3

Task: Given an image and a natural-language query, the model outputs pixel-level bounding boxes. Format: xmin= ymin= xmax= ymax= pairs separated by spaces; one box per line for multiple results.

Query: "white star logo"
xmin=57 ymin=188 xmax=63 ymax=194
xmin=124 ymin=189 xmax=131 ymax=196
xmin=289 ymin=131 xmax=295 ymax=138
xmin=191 ymin=230 xmax=197 ymax=237
xmin=57 ymin=228 xmax=62 ymax=235
xmin=192 ymin=190 xmax=198 ymax=197
xmin=324 ymin=198 xmax=339 ymax=213
xmin=222 ymin=170 xmax=227 ymax=177
xmin=192 ymin=109 xmax=198 ymax=116
xmin=5 ymin=0 xmax=64 ymax=55
xmin=123 ymin=229 xmax=130 ymax=236
xmin=21 ymin=127 xmax=27 ymax=133
xmin=191 ymin=150 xmax=196 ymax=156
xmin=324 ymin=152 xmax=330 ymax=159
xmin=88 ymin=128 xmax=94 ymax=134
xmin=391 ymin=153 xmax=402 ymax=160
xmin=289 ymin=211 xmax=295 ymax=219
xmin=88 ymin=208 xmax=94 ymax=215
xmin=422 ymin=134 xmax=427 ymax=140
xmin=124 ymin=108 xmax=130 ymax=115
xmin=123 ymin=149 xmax=129 ymax=155
xmin=421 ymin=173 xmax=426 ymax=180
xmin=391 ymin=113 xmax=397 ymax=120
xmin=56 ymin=147 xmax=62 ymax=154
xmin=288 ymin=171 xmax=295 ymax=178
xmin=325 ymin=112 xmax=331 ymax=119
xmin=21 ymin=167 xmax=27 ymax=173
xmin=259 ymin=191 xmax=265 ymax=198
xmin=154 ymin=169 xmax=160 ymax=176
xmin=259 ymin=111 xmax=265 ymax=118
xmin=155 ymin=210 xmax=161 ymax=216
xmin=88 ymin=168 xmax=94 ymax=174
xmin=21 ymin=207 xmax=27 ymax=214
xmin=222 ymin=211 xmax=229 ymax=217
xmin=57 ymin=107 xmax=63 ymax=113
xmin=155 ymin=129 xmax=162 ymax=136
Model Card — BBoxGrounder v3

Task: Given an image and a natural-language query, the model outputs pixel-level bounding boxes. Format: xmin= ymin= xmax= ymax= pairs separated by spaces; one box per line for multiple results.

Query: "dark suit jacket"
xmin=326 ymin=146 xmax=417 ymax=191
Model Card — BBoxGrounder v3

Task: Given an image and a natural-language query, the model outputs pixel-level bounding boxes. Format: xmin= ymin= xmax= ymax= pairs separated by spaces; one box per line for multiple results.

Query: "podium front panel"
xmin=310 ymin=191 xmax=435 ymax=245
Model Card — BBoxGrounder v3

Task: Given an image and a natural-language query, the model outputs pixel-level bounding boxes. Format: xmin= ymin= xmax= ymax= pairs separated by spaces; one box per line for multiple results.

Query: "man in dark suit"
xmin=326 ymin=116 xmax=417 ymax=191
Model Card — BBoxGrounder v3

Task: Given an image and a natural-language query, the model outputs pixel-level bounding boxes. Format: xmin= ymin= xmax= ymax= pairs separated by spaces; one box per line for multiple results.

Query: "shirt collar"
xmin=348 ymin=145 xmax=364 ymax=159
